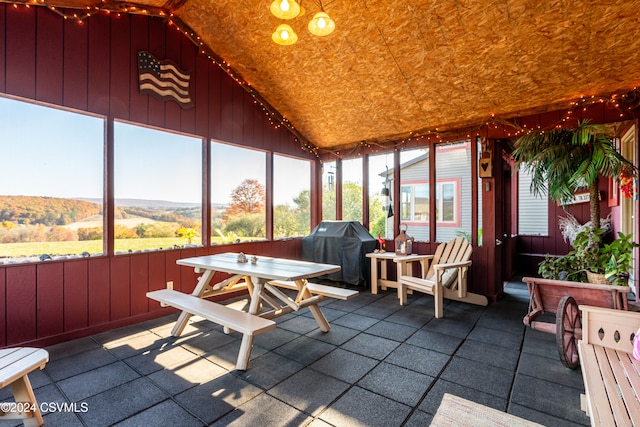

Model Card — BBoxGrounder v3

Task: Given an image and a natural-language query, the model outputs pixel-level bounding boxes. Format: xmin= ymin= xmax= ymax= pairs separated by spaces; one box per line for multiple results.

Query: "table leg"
xmin=236 ymin=278 xmax=265 ymax=370
xmin=296 ymin=279 xmax=330 ymax=332
xmin=171 ymin=269 xmax=215 ymax=337
xmin=371 ymin=258 xmax=379 ymax=294
xmin=380 ymin=259 xmax=388 ymax=291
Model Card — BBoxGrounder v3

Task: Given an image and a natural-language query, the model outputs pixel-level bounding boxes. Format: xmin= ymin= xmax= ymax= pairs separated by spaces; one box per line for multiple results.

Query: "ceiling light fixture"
xmin=308 ymin=9 xmax=335 ymax=36
xmin=270 ymin=0 xmax=335 ymax=45
xmin=270 ymin=0 xmax=301 ymax=20
xmin=272 ymin=23 xmax=298 ymax=45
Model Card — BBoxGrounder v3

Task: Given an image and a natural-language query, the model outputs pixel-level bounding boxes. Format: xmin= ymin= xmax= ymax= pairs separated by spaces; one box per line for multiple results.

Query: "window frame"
xmin=399 ymin=178 xmax=461 ymax=227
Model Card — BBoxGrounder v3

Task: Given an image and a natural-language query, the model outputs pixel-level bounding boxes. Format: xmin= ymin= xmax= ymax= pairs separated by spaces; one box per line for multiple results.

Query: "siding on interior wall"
xmin=0 ymin=4 xmax=311 ymax=348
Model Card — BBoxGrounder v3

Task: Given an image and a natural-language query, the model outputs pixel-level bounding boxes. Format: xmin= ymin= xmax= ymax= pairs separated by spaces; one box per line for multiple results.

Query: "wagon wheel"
xmin=555 ymin=295 xmax=582 ymax=369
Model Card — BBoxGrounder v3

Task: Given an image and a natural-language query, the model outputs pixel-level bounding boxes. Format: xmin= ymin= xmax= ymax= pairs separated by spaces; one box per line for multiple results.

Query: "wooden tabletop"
xmin=177 ymin=252 xmax=341 ymax=281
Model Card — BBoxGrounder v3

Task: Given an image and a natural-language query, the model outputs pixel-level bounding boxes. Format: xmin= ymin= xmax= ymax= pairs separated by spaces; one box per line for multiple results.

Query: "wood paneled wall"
xmin=0 ymin=4 xmax=312 ymax=348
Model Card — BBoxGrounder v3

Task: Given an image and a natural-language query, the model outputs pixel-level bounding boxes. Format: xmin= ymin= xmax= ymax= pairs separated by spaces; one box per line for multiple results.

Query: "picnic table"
xmin=147 ymin=252 xmax=356 ymax=370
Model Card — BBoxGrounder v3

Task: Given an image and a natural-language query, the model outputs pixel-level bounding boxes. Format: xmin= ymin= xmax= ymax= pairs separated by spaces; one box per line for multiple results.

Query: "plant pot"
xmin=586 ymin=271 xmax=612 ymax=285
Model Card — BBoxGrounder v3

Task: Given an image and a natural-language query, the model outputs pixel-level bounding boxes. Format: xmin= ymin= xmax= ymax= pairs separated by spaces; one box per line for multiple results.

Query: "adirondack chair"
xmin=395 ymin=237 xmax=488 ymax=318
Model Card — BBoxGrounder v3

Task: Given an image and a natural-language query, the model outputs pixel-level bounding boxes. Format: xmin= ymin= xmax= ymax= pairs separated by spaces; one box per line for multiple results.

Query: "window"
xmin=322 ymin=161 xmax=336 ymax=221
xmin=400 ymin=183 xmax=429 ymax=222
xmin=368 ymin=154 xmax=391 ymax=238
xmin=211 ymin=141 xmax=266 ymax=243
xmin=341 ymin=158 xmax=363 ymax=222
xmin=436 ymin=181 xmax=456 ymax=222
xmin=518 ymin=164 xmax=548 ymax=236
xmin=0 ymin=96 xmax=104 ymax=263
xmin=273 ymin=155 xmax=311 ymax=238
xmin=399 ymin=148 xmax=429 ymax=241
xmin=114 ymin=121 xmax=202 ymax=253
xmin=435 ymin=140 xmax=470 ymax=242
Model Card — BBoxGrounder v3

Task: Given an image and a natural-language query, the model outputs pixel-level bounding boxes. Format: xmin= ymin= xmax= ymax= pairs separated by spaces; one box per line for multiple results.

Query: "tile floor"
xmin=1 ymin=280 xmax=591 ymax=426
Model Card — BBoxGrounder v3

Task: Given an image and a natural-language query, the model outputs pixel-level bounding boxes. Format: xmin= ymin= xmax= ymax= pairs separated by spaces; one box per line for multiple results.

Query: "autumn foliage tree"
xmin=226 ymin=179 xmax=265 ymax=216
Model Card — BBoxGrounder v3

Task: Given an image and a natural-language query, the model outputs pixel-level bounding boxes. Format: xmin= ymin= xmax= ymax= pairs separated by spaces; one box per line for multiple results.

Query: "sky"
xmin=0 ymin=96 xmax=312 ymax=206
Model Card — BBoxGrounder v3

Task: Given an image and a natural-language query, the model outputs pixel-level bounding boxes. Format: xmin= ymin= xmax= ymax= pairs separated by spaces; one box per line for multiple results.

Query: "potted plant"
xmin=538 ymin=227 xmax=639 ymax=286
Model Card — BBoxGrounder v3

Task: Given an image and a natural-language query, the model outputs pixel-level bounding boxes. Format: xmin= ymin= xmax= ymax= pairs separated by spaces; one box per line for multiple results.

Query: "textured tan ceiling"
xmin=28 ymin=1 xmax=640 ymax=149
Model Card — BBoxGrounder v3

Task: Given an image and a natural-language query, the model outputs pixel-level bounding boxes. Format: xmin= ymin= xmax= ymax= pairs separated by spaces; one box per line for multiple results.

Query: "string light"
xmin=6 ymin=1 xmax=640 ymax=160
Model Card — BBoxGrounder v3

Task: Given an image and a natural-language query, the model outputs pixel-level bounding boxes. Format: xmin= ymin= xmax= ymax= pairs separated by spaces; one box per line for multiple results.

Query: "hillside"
xmin=0 ymin=195 xmax=102 ymax=225
xmin=0 ymin=195 xmax=201 ymax=227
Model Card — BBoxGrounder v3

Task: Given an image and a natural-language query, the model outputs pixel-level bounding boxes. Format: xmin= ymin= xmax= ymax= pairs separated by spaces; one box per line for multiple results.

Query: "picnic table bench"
xmin=577 ymin=305 xmax=640 ymax=426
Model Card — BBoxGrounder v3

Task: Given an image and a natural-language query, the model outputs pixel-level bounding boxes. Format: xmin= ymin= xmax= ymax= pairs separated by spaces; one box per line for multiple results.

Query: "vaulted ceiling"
xmin=29 ymin=0 xmax=640 ymax=150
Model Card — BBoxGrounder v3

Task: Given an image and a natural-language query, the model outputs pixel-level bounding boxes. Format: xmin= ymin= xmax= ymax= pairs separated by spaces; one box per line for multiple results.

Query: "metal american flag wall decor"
xmin=137 ymin=51 xmax=194 ymax=109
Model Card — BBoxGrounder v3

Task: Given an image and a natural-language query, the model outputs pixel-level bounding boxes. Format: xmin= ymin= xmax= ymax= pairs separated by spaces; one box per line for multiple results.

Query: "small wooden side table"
xmin=366 ymin=252 xmax=423 ymax=294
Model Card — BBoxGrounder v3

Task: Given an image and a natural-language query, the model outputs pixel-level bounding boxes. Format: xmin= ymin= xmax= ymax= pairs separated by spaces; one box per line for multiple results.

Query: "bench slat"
xmin=147 ymin=290 xmax=275 ymax=335
xmin=269 ymin=280 xmax=359 ymax=300
xmin=579 ymin=342 xmax=616 ymax=426
xmin=605 ymin=347 xmax=640 ymax=423
xmin=595 ymin=346 xmax=632 ymax=426
xmin=0 ymin=348 xmax=49 ymax=388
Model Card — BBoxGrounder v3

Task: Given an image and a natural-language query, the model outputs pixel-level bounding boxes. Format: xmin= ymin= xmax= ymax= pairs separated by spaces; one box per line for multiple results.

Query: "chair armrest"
xmin=393 ymin=255 xmax=433 ymax=263
xmin=433 ymin=260 xmax=472 ymax=270
xmin=395 ymin=255 xmax=432 ymax=279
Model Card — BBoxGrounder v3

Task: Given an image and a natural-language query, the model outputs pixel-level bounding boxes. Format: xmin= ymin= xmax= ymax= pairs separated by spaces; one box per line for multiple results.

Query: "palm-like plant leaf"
xmin=513 ymin=120 xmax=637 ymax=229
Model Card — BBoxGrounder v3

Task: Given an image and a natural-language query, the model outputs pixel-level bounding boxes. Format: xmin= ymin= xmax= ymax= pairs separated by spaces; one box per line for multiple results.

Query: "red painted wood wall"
xmin=0 ymin=5 xmax=311 ymax=348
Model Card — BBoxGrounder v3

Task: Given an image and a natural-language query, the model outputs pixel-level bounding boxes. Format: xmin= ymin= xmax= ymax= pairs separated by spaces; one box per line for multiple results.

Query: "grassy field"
xmin=0 ymin=237 xmax=243 ymax=258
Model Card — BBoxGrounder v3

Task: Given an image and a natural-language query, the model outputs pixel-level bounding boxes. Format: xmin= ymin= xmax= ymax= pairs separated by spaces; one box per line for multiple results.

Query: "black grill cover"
xmin=301 ymin=221 xmax=377 ymax=286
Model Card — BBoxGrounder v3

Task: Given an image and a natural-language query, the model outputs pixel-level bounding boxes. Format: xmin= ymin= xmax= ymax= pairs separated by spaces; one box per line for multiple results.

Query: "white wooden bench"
xmin=577 ymin=305 xmax=640 ymax=426
xmin=268 ymin=280 xmax=359 ymax=300
xmin=147 ymin=289 xmax=276 ymax=335
xmin=147 ymin=289 xmax=276 ymax=370
xmin=431 ymin=393 xmax=543 ymax=426
xmin=0 ymin=347 xmax=49 ymax=427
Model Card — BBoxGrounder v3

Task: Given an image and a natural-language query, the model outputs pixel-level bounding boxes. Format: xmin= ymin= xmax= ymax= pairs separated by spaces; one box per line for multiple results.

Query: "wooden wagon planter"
xmin=522 ymin=277 xmax=630 ymax=369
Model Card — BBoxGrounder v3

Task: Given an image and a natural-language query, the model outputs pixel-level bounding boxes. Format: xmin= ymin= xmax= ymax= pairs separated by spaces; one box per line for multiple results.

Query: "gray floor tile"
xmin=45 ymin=347 xmax=119 ymax=381
xmin=440 ymin=356 xmax=514 ymax=399
xmin=341 ymin=333 xmax=400 ymax=359
xmin=125 ymin=344 xmax=198 ymax=375
xmin=383 ymin=303 xmax=432 ymax=328
xmin=273 ymin=335 xmax=336 ymax=365
xmin=211 ymin=392 xmax=311 ymax=426
xmin=45 ymin=336 xmax=103 ymax=360
xmin=305 ymin=323 xmax=360 ymax=345
xmin=418 ymin=379 xmax=507 ymax=415
xmin=406 ymin=329 xmax=463 ymax=355
xmin=320 ymin=386 xmax=412 ymax=427
xmin=385 ymin=343 xmax=450 ymax=377
xmin=421 ymin=315 xmax=477 ymax=338
xmin=202 ymin=340 xmax=269 ymax=371
xmin=455 ymin=339 xmax=520 ymax=370
xmin=467 ymin=325 xmax=524 ymax=349
xmin=332 ymin=312 xmax=380 ymax=330
xmin=357 ymin=362 xmax=433 ymax=406
xmin=509 ymin=402 xmax=589 ymax=426
xmin=517 ymin=352 xmax=585 ymax=390
xmin=268 ymin=368 xmax=350 ymax=416
xmin=403 ymin=409 xmax=434 ymax=426
xmin=147 ymin=357 xmax=227 ymax=395
xmin=174 ymin=373 xmax=262 ymax=423
xmin=253 ymin=327 xmax=301 ymax=350
xmin=510 ymin=374 xmax=590 ymax=424
xmin=79 ymin=377 xmax=168 ymax=427
xmin=114 ymin=399 xmax=203 ymax=427
xmin=176 ymin=328 xmax=238 ymax=355
xmin=364 ymin=320 xmax=417 ymax=342
xmin=277 ymin=315 xmax=322 ymax=335
xmin=233 ymin=352 xmax=304 ymax=389
xmin=57 ymin=361 xmax=141 ymax=401
xmin=310 ymin=348 xmax=378 ymax=383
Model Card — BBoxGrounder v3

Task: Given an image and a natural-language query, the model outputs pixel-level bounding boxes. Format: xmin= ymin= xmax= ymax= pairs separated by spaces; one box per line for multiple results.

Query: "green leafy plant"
xmin=538 ymin=227 xmax=639 ymax=285
xmin=513 ymin=120 xmax=637 ymax=231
